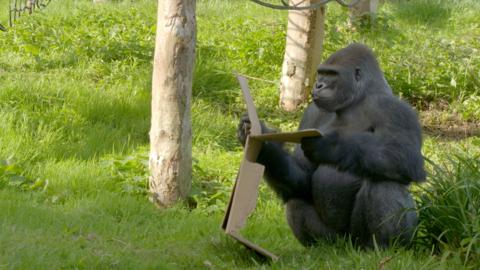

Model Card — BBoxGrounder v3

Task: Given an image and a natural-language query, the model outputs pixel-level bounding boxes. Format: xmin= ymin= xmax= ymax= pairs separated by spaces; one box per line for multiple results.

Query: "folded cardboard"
xmin=222 ymin=74 xmax=322 ymax=260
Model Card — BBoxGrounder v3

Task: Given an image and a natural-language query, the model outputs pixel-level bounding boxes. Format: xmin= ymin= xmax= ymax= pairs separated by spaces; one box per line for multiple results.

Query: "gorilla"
xmin=237 ymin=43 xmax=425 ymax=248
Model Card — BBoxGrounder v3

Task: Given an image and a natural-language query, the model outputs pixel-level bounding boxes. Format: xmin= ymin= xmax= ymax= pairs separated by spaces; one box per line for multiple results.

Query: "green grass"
xmin=0 ymin=0 xmax=9 ymax=26
xmin=0 ymin=187 xmax=466 ymax=269
xmin=0 ymin=0 xmax=479 ymax=268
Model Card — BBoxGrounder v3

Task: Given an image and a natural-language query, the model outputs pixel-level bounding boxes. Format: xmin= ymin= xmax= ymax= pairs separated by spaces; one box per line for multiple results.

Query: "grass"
xmin=0 ymin=0 xmax=479 ymax=268
xmin=0 ymin=0 xmax=9 ymax=26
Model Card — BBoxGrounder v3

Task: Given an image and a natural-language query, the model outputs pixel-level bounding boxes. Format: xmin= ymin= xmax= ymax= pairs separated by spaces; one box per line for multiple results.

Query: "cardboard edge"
xmin=236 ymin=74 xmax=262 ymax=136
xmin=227 ymin=231 xmax=279 ymax=261
xmin=221 ymin=175 xmax=237 ymax=230
xmin=251 ymin=129 xmax=322 ymax=143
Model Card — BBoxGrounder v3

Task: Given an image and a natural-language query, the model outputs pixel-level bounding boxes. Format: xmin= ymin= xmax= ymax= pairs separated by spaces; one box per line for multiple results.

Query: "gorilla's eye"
xmin=367 ymin=126 xmax=375 ymax=133
xmin=355 ymin=68 xmax=361 ymax=81
xmin=317 ymin=68 xmax=338 ymax=76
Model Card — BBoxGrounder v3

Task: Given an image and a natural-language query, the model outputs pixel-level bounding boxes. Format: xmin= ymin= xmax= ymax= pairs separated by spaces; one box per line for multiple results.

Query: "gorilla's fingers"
xmin=300 ymin=136 xmax=324 ymax=163
xmin=240 ymin=113 xmax=251 ymax=123
xmin=237 ymin=112 xmax=253 ymax=146
xmin=243 ymin=122 xmax=251 ymax=136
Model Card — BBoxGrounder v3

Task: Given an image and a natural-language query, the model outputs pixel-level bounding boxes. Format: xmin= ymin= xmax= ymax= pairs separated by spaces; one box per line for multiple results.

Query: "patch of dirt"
xmin=419 ymin=104 xmax=480 ymax=140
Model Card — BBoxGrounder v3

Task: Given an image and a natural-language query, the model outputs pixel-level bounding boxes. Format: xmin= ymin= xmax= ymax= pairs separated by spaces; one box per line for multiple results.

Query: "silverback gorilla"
xmin=237 ymin=44 xmax=425 ymax=248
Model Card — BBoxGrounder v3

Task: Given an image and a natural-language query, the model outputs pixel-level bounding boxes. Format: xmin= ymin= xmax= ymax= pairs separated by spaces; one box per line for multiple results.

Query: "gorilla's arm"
xmin=302 ymin=99 xmax=426 ymax=184
xmin=258 ymin=104 xmax=335 ymax=201
xmin=237 ymin=114 xmax=314 ymax=202
xmin=257 ymin=143 xmax=314 ymax=202
xmin=308 ymin=132 xmax=425 ymax=183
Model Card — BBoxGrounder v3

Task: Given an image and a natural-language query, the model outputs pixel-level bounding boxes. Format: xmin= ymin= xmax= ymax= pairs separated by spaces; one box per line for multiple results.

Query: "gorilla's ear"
xmin=355 ymin=67 xmax=361 ymax=82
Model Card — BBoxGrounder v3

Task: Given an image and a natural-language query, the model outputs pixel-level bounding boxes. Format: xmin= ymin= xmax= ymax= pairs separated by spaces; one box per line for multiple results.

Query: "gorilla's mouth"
xmin=312 ymin=88 xmax=335 ymax=100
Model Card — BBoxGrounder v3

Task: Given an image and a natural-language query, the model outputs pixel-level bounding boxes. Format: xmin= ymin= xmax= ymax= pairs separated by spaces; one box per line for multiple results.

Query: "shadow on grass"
xmin=70 ymin=97 xmax=151 ymax=160
xmin=193 ymin=45 xmax=240 ymax=108
xmin=31 ymin=45 xmax=153 ymax=72
xmin=0 ymin=74 xmax=151 ymax=162
xmin=51 ymin=77 xmax=152 ymax=161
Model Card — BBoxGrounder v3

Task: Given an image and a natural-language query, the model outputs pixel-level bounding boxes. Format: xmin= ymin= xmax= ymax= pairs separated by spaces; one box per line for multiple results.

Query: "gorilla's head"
xmin=312 ymin=43 xmax=390 ymax=112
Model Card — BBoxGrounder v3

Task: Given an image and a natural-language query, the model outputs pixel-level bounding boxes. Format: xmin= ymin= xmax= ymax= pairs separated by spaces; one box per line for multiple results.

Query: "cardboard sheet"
xmin=222 ymin=74 xmax=322 ymax=261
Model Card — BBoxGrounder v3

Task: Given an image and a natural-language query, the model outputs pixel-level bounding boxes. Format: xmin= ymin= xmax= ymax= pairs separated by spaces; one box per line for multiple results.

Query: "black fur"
xmin=237 ymin=44 xmax=425 ymax=248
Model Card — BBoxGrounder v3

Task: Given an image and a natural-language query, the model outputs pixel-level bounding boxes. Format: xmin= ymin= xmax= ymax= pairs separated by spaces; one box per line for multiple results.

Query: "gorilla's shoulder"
xmin=370 ymin=94 xmax=417 ymax=114
xmin=370 ymin=95 xmax=421 ymax=131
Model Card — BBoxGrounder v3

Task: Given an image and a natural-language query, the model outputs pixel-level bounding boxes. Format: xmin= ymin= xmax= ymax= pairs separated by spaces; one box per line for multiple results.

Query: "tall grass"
xmin=415 ymin=152 xmax=480 ymax=266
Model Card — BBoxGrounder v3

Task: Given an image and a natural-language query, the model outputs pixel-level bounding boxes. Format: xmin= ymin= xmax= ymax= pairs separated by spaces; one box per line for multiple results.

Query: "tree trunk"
xmin=349 ymin=0 xmax=380 ymax=23
xmin=279 ymin=1 xmax=325 ymax=112
xmin=149 ymin=0 xmax=196 ymax=207
xmin=26 ymin=0 xmax=33 ymax=14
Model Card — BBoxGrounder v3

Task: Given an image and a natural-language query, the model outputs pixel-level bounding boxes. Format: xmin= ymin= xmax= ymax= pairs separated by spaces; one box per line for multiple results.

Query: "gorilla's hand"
xmin=301 ymin=133 xmax=340 ymax=164
xmin=237 ymin=113 xmax=278 ymax=147
xmin=237 ymin=113 xmax=252 ymax=147
xmin=301 ymin=136 xmax=326 ymax=164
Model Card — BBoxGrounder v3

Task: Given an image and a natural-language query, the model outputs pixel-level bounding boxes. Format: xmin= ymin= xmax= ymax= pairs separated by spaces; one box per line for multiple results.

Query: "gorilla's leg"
xmin=350 ymin=181 xmax=417 ymax=248
xmin=311 ymin=166 xmax=362 ymax=233
xmin=286 ymin=199 xmax=336 ymax=246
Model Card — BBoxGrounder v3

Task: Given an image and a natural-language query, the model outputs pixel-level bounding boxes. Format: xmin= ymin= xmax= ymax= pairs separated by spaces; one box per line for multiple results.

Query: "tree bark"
xmin=279 ymin=1 xmax=325 ymax=112
xmin=149 ymin=0 xmax=196 ymax=207
xmin=349 ymin=0 xmax=380 ymax=23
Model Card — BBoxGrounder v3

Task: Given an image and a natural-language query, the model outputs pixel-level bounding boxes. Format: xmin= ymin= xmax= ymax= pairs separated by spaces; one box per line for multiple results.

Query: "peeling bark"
xmin=149 ymin=0 xmax=196 ymax=207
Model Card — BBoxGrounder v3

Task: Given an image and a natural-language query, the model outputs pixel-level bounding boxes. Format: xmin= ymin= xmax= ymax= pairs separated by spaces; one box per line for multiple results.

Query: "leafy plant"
xmin=190 ymin=157 xmax=232 ymax=214
xmin=102 ymin=149 xmax=235 ymax=214
xmin=0 ymin=157 xmax=29 ymax=188
xmin=102 ymin=148 xmax=149 ymax=196
xmin=458 ymin=96 xmax=480 ymax=121
xmin=0 ymin=157 xmax=46 ymax=191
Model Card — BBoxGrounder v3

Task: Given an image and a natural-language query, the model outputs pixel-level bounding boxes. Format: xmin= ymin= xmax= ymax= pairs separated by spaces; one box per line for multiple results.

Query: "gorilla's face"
xmin=312 ymin=65 xmax=361 ymax=112
xmin=311 ymin=43 xmax=386 ymax=112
